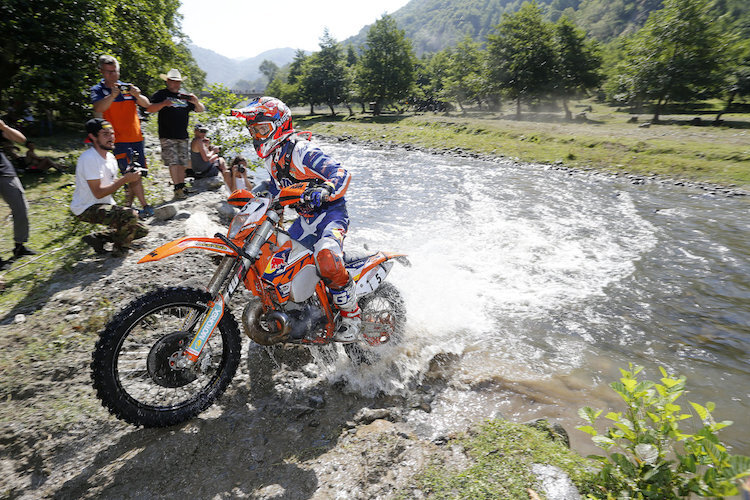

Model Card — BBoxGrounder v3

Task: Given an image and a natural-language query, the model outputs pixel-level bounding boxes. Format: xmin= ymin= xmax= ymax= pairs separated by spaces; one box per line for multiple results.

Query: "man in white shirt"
xmin=71 ymin=118 xmax=148 ymax=257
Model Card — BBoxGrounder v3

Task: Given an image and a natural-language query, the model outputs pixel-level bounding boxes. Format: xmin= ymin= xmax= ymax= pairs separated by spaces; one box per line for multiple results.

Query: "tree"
xmin=442 ymin=36 xmax=487 ymax=113
xmin=259 ymin=60 xmax=279 ymax=85
xmin=485 ymin=1 xmax=557 ymax=118
xmin=553 ymin=16 xmax=603 ymax=120
xmin=0 ymin=0 xmax=204 ymax=126
xmin=616 ymin=0 xmax=729 ymax=121
xmin=302 ymin=30 xmax=348 ymax=116
xmin=356 ymin=15 xmax=415 ymax=115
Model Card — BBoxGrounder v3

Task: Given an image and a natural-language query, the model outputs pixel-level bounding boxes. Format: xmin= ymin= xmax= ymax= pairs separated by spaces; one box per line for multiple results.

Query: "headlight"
xmin=227 ymin=213 xmax=250 ymax=239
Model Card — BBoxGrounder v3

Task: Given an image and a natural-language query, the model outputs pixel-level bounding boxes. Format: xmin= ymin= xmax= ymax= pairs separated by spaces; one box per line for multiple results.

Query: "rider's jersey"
xmin=263 ymin=136 xmax=351 ymax=217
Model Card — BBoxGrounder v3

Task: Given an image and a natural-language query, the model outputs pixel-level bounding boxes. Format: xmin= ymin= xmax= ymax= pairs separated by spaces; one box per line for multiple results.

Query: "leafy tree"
xmin=553 ymin=16 xmax=603 ymax=119
xmin=356 ymin=15 xmax=415 ymax=115
xmin=302 ymin=30 xmax=348 ymax=116
xmin=716 ymin=39 xmax=750 ymax=123
xmin=614 ymin=0 xmax=729 ymax=121
xmin=442 ymin=36 xmax=487 ymax=113
xmin=0 ymin=0 xmax=204 ymax=126
xmin=259 ymin=60 xmax=279 ymax=85
xmin=486 ymin=1 xmax=557 ymax=118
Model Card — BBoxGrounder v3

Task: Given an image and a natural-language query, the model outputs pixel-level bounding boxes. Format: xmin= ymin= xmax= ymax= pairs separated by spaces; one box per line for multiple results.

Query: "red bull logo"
xmin=264 ymin=248 xmax=290 ymax=275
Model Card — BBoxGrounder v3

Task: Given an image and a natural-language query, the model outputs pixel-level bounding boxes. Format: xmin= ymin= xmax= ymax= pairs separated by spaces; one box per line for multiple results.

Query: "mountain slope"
xmin=189 ymin=45 xmax=297 ymax=88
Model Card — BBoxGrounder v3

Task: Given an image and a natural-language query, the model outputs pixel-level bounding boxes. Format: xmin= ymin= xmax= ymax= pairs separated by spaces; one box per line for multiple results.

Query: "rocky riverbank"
xmin=0 ymin=149 xmax=592 ymax=499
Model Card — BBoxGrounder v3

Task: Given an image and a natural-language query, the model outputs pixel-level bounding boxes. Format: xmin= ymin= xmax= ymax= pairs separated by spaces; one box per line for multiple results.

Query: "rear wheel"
xmin=91 ymin=287 xmax=242 ymax=427
xmin=344 ymin=282 xmax=405 ymax=365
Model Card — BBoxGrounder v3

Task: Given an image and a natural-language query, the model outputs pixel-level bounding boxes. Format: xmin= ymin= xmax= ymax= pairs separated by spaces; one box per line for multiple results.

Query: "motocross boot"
xmin=330 ymin=279 xmax=361 ymax=343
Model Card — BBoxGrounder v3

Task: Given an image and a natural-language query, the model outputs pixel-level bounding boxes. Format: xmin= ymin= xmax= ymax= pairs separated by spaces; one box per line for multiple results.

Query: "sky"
xmin=179 ymin=0 xmax=412 ymax=59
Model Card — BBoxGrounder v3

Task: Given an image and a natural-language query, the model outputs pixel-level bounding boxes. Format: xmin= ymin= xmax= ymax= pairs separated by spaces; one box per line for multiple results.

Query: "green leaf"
xmin=577 ymin=425 xmax=598 ymax=436
xmin=578 ymin=406 xmax=602 ymax=424
xmin=689 ymin=401 xmax=707 ymax=421
xmin=592 ymin=435 xmax=616 ymax=450
xmin=635 ymin=443 xmax=659 ymax=465
xmin=728 ymin=455 xmax=750 ymax=480
xmin=605 ymin=412 xmax=622 ymax=422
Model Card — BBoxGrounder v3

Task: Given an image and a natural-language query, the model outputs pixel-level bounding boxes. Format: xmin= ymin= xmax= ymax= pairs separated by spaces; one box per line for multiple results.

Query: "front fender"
xmin=138 ymin=237 xmax=237 ymax=263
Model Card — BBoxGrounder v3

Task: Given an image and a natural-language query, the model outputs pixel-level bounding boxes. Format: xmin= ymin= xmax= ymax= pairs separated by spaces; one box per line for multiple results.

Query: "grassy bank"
xmin=0 ymin=128 xmax=164 ymax=314
xmin=295 ymin=102 xmax=750 ymax=191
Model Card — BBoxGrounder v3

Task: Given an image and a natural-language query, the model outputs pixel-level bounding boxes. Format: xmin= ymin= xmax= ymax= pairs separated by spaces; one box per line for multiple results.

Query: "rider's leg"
xmin=314 ymin=239 xmax=360 ymax=343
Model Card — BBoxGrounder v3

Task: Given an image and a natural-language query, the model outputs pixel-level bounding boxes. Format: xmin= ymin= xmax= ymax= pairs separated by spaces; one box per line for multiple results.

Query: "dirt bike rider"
xmin=232 ymin=97 xmax=360 ymax=343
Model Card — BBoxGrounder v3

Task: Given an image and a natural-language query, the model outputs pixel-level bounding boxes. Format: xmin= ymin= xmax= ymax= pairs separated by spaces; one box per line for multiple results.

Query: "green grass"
xmin=0 ymin=134 xmax=164 ymax=315
xmin=409 ymin=419 xmax=596 ymax=499
xmin=295 ymin=101 xmax=750 ymax=190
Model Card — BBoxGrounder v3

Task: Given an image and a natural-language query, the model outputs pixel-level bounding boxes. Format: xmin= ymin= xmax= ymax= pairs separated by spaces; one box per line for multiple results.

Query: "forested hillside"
xmin=345 ymin=0 xmax=750 ymax=53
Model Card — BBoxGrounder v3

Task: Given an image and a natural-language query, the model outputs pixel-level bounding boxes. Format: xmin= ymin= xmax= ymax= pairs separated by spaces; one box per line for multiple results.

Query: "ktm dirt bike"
xmin=90 ymin=184 xmax=409 ymax=428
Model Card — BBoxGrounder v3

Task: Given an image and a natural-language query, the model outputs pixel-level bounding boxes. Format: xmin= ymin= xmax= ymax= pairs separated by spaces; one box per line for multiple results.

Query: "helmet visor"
xmin=248 ymin=122 xmax=274 ymax=140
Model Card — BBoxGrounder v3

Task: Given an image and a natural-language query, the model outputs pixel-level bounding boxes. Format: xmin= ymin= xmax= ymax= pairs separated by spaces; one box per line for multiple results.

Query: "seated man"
xmin=24 ymin=141 xmax=63 ymax=173
xmin=189 ymin=124 xmax=230 ymax=185
xmin=70 ymin=118 xmax=148 ymax=257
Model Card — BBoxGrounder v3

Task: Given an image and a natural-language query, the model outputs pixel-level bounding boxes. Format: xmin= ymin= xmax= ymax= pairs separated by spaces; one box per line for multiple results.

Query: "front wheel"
xmin=344 ymin=282 xmax=406 ymax=365
xmin=91 ymin=287 xmax=242 ymax=427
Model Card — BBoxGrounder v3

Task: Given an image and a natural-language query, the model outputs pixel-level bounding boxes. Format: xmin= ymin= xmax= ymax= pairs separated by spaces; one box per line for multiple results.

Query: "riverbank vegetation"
xmin=295 ymin=104 xmax=750 ymax=190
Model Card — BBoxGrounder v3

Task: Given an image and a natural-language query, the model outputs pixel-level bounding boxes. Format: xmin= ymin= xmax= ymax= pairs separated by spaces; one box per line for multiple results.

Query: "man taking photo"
xmin=71 ymin=118 xmax=148 ymax=258
xmin=147 ymin=68 xmax=205 ymax=200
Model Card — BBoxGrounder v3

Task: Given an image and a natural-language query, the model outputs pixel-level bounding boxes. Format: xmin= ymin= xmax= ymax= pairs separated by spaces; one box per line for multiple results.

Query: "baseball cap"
xmin=85 ymin=118 xmax=112 ymax=142
xmin=160 ymin=68 xmax=183 ymax=81
xmin=194 ymin=123 xmax=208 ymax=133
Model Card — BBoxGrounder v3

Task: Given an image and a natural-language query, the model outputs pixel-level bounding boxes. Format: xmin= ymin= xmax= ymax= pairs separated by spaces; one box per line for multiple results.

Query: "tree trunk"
xmin=328 ymin=102 xmax=336 ymax=116
xmin=360 ymin=101 xmax=366 ymax=114
xmin=715 ymin=90 xmax=736 ymax=124
xmin=345 ymin=102 xmax=354 ymax=117
xmin=563 ymin=98 xmax=572 ymax=121
xmin=373 ymin=100 xmax=381 ymax=116
xmin=309 ymin=102 xmax=314 ymax=115
xmin=652 ymin=97 xmax=663 ymax=122
xmin=516 ymin=97 xmax=521 ymax=119
xmin=457 ymin=99 xmax=465 ymax=114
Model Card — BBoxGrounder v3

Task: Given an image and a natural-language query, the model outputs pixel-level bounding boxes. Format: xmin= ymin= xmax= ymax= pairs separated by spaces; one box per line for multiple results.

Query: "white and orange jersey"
xmin=263 ymin=136 xmax=351 ymax=212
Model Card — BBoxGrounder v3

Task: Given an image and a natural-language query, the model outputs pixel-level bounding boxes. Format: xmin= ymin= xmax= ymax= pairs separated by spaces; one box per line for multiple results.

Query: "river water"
xmin=251 ymin=139 xmax=750 ymax=455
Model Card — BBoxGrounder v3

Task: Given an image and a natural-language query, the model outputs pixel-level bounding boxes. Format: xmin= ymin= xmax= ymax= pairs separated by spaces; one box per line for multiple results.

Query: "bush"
xmin=578 ymin=364 xmax=750 ymax=498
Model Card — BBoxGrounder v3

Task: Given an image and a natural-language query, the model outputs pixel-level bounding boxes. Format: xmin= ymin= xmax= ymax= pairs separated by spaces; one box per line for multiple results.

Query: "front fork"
xmin=173 ymin=255 xmax=247 ymax=369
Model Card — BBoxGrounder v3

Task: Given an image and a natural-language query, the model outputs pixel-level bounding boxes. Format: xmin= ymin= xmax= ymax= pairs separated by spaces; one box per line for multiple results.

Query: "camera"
xmin=176 ymin=92 xmax=192 ymax=100
xmin=237 ymin=166 xmax=246 ymax=174
xmin=125 ymin=149 xmax=148 ymax=178
xmin=118 ymin=83 xmax=131 ymax=92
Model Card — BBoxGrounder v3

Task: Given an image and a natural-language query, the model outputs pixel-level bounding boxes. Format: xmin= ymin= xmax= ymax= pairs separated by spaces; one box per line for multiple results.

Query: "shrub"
xmin=578 ymin=364 xmax=750 ymax=498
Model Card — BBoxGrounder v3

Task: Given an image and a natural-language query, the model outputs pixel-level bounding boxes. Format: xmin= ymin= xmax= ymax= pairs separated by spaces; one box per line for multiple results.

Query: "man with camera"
xmin=71 ymin=118 xmax=148 ymax=258
xmin=147 ymin=68 xmax=205 ymax=200
xmin=90 ymin=54 xmax=153 ymax=218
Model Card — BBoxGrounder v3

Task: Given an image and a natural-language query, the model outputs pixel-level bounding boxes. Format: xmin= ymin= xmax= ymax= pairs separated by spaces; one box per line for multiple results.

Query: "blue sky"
xmin=179 ymin=0 xmax=411 ymax=59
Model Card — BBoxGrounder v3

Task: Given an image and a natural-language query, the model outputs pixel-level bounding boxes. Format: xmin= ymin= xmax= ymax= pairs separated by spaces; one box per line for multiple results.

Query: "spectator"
xmin=147 ymin=68 xmax=205 ymax=200
xmin=71 ymin=118 xmax=148 ymax=258
xmin=190 ymin=124 xmax=230 ymax=186
xmin=90 ymin=54 xmax=153 ymax=218
xmin=227 ymin=156 xmax=253 ymax=193
xmin=24 ymin=141 xmax=63 ymax=173
xmin=0 ymin=119 xmax=36 ymax=267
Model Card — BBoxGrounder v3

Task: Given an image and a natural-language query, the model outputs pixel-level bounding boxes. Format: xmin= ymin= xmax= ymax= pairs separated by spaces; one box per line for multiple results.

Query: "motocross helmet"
xmin=231 ymin=97 xmax=293 ymax=158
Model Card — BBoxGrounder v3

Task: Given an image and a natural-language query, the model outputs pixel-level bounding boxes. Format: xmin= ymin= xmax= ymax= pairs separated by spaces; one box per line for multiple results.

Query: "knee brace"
xmin=315 ymin=248 xmax=349 ymax=289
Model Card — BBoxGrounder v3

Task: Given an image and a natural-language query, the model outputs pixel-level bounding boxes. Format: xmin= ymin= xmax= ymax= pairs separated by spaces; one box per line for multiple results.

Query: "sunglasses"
xmin=247 ymin=122 xmax=274 ymax=140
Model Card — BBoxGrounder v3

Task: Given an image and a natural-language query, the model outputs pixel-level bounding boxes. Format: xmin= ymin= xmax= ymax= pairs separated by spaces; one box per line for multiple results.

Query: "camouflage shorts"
xmin=159 ymin=138 xmax=189 ymax=167
xmin=77 ymin=204 xmax=148 ymax=248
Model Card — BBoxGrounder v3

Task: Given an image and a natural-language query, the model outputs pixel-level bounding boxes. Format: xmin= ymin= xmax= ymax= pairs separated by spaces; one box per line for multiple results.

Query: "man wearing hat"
xmin=71 ymin=118 xmax=148 ymax=257
xmin=148 ymin=69 xmax=205 ymax=200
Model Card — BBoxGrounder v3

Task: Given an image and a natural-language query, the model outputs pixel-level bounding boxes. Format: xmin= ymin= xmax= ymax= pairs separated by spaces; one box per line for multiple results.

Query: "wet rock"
xmin=531 ymin=463 xmax=582 ymax=500
xmin=216 ymin=201 xmax=236 ymax=219
xmin=308 ymin=394 xmax=325 ymax=408
xmin=354 ymin=407 xmax=401 ymax=424
xmin=14 ymin=314 xmax=26 ymax=324
xmin=174 ymin=210 xmax=192 ymax=220
xmin=524 ymin=418 xmax=571 ymax=448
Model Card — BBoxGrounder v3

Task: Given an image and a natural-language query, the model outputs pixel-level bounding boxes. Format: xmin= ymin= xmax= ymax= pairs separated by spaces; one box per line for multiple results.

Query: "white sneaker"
xmin=334 ymin=312 xmax=361 ymax=343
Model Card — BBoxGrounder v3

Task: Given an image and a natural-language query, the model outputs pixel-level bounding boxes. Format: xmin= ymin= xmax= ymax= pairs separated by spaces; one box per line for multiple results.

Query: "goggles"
xmin=247 ymin=122 xmax=274 ymax=140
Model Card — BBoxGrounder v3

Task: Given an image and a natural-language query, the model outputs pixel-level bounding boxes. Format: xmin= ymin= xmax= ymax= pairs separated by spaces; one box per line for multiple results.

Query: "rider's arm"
xmin=297 ymin=145 xmax=351 ymax=202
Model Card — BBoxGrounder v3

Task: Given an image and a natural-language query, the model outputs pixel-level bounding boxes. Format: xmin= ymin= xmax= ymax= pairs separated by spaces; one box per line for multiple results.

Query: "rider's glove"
xmin=302 ymin=184 xmax=332 ymax=208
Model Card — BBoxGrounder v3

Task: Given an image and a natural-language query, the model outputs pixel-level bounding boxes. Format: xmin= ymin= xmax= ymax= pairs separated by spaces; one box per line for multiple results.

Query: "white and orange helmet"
xmin=231 ymin=97 xmax=294 ymax=158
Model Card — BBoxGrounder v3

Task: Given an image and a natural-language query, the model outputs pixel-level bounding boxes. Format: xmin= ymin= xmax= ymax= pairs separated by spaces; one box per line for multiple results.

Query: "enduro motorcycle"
xmin=91 ymin=184 xmax=409 ymax=428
